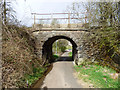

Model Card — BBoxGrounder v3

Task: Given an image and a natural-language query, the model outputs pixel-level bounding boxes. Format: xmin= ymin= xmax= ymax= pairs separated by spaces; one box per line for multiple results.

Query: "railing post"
xmin=51 ymin=13 xmax=53 ymax=28
xmin=68 ymin=13 xmax=71 ymax=28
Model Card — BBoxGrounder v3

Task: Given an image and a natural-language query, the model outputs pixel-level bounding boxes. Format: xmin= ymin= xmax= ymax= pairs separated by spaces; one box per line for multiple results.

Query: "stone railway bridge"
xmin=31 ymin=28 xmax=90 ymax=64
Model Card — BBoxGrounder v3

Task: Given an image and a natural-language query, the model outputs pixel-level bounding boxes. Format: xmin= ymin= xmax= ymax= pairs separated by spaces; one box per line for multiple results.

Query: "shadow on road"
xmin=55 ymin=56 xmax=73 ymax=62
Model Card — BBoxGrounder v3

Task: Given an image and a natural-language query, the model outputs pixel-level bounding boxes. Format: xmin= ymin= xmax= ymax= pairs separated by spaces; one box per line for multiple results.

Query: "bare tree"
xmin=66 ymin=2 xmax=119 ymax=28
xmin=1 ymin=0 xmax=19 ymax=26
xmin=85 ymin=2 xmax=118 ymax=27
xmin=65 ymin=2 xmax=86 ymax=24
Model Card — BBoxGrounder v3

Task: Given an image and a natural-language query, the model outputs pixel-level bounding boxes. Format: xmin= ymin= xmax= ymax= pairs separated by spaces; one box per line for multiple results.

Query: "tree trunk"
xmin=3 ymin=0 xmax=7 ymax=25
xmin=118 ymin=1 xmax=120 ymax=26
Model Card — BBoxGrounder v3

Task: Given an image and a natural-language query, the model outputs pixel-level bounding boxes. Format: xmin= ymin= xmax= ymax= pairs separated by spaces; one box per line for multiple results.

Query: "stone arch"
xmin=42 ymin=35 xmax=78 ymax=63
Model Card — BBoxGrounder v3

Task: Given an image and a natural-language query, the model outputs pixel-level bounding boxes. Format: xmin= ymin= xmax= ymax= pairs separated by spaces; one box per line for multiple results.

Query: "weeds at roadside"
xmin=23 ymin=67 xmax=47 ymax=87
xmin=53 ymin=54 xmax=59 ymax=60
xmin=69 ymin=52 xmax=72 ymax=57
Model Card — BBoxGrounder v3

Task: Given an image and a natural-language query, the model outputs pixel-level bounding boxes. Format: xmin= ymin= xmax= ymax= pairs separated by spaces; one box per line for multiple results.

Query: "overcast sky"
xmin=14 ymin=0 xmax=119 ymax=26
xmin=13 ymin=0 xmax=85 ymax=26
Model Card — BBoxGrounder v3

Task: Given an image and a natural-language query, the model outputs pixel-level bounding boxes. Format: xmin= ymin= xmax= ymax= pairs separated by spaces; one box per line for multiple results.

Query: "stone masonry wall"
xmin=32 ymin=30 xmax=90 ymax=64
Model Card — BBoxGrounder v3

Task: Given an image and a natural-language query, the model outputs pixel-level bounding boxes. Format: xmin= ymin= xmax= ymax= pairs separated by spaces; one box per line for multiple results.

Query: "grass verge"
xmin=53 ymin=54 xmax=59 ymax=60
xmin=69 ymin=52 xmax=72 ymax=57
xmin=74 ymin=64 xmax=119 ymax=88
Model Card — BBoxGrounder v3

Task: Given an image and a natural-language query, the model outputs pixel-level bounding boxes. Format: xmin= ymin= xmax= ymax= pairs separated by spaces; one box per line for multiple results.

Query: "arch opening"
xmin=42 ymin=36 xmax=77 ymax=63
xmin=52 ymin=39 xmax=72 ymax=57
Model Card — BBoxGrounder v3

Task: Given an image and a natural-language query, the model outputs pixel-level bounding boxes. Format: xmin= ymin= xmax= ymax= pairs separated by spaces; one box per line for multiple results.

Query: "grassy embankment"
xmin=74 ymin=64 xmax=119 ymax=88
xmin=73 ymin=27 xmax=120 ymax=88
xmin=2 ymin=25 xmax=49 ymax=88
xmin=75 ymin=27 xmax=120 ymax=88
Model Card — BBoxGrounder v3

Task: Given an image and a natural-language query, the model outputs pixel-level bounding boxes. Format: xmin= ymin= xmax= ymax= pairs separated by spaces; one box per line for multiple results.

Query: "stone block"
xmin=77 ymin=58 xmax=84 ymax=65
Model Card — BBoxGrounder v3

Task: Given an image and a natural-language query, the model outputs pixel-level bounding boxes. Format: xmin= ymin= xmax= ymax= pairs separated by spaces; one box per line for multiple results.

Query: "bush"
xmin=60 ymin=46 xmax=66 ymax=52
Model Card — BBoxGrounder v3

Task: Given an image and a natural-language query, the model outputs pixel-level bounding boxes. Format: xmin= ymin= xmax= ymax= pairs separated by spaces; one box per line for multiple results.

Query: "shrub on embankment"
xmin=81 ymin=27 xmax=120 ymax=73
xmin=2 ymin=25 xmax=44 ymax=88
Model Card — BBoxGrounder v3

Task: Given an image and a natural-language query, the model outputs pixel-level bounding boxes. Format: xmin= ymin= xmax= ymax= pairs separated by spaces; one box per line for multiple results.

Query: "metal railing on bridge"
xmin=31 ymin=12 xmax=88 ymax=29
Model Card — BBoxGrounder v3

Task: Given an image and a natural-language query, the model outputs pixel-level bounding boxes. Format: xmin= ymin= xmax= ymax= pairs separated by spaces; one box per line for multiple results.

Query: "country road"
xmin=41 ymin=51 xmax=82 ymax=88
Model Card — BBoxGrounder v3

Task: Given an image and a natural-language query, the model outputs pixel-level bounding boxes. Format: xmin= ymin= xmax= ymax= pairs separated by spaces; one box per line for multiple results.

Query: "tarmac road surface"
xmin=41 ymin=51 xmax=82 ymax=88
